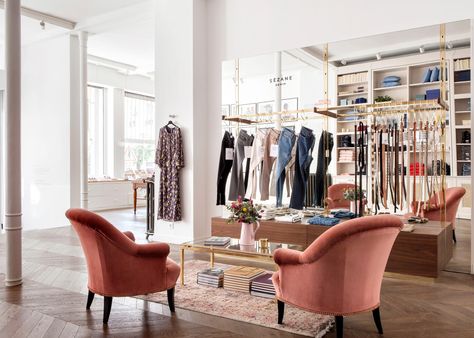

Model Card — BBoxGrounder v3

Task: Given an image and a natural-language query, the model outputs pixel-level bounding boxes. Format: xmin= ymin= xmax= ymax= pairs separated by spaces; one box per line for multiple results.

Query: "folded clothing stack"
xmin=307 ymin=215 xmax=340 ymax=226
xmin=260 ymin=207 xmax=276 ymax=220
xmin=275 ymin=214 xmax=302 ymax=223
xmin=332 ymin=210 xmax=356 ymax=219
xmin=338 ymin=149 xmax=355 ymax=162
xmin=382 ymin=75 xmax=401 ymax=87
xmin=423 ymin=67 xmax=440 ymax=83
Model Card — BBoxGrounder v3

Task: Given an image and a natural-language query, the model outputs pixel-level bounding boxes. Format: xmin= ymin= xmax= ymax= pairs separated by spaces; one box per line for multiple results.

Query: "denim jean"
xmin=260 ymin=128 xmax=281 ymax=201
xmin=216 ymin=131 xmax=234 ymax=205
xmin=228 ymin=130 xmax=253 ymax=201
xmin=314 ymin=131 xmax=334 ymax=207
xmin=289 ymin=126 xmax=315 ymax=209
xmin=275 ymin=128 xmax=296 ymax=207
xmin=247 ymin=129 xmax=268 ymax=199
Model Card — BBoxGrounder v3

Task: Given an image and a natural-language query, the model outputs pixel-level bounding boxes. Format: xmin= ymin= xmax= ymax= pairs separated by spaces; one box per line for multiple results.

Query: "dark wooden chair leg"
xmin=277 ymin=300 xmax=285 ymax=324
xmin=372 ymin=307 xmax=383 ymax=334
xmin=103 ymin=296 xmax=113 ymax=324
xmin=453 ymin=229 xmax=457 ymax=243
xmin=167 ymin=287 xmax=175 ymax=313
xmin=86 ymin=290 xmax=95 ymax=310
xmin=336 ymin=315 xmax=343 ymax=338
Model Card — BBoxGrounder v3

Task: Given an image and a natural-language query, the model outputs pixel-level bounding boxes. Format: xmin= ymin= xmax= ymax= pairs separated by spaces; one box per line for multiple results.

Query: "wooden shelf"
xmin=409 ymin=81 xmax=440 ymax=87
xmin=337 ymin=80 xmax=368 ymax=86
xmin=338 ymin=92 xmax=368 ymax=97
xmin=454 ymin=80 xmax=471 ymax=85
xmin=373 ymin=85 xmax=407 ymax=91
xmin=457 ymin=160 xmax=471 ymax=162
xmin=454 ymin=68 xmax=471 ymax=72
xmin=454 ymin=94 xmax=471 ymax=100
xmin=456 ymin=143 xmax=471 ymax=145
xmin=455 ymin=110 xmax=471 ymax=114
xmin=455 ymin=125 xmax=471 ymax=129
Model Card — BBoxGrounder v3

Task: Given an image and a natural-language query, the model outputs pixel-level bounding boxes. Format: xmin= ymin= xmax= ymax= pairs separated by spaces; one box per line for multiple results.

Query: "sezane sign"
xmin=269 ymin=75 xmax=293 ymax=87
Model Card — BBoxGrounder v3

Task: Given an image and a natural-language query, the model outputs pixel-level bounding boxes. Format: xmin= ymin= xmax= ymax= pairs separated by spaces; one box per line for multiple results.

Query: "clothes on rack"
xmin=260 ymin=128 xmax=281 ymax=200
xmin=275 ymin=127 xmax=297 ymax=207
xmin=156 ymin=125 xmax=184 ymax=222
xmin=216 ymin=131 xmax=235 ymax=205
xmin=289 ymin=126 xmax=315 ymax=210
xmin=285 ymin=140 xmax=298 ymax=197
xmin=247 ymin=129 xmax=268 ymax=199
xmin=228 ymin=130 xmax=254 ymax=201
xmin=314 ymin=131 xmax=334 ymax=207
xmin=243 ymin=134 xmax=255 ymax=194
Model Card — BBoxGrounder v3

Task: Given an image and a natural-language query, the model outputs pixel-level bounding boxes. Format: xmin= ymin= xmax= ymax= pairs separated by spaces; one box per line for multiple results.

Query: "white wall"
xmin=21 ymin=35 xmax=73 ymax=229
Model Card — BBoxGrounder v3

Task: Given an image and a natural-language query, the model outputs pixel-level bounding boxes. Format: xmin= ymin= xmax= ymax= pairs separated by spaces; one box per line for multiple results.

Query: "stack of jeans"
xmin=289 ymin=127 xmax=315 ymax=210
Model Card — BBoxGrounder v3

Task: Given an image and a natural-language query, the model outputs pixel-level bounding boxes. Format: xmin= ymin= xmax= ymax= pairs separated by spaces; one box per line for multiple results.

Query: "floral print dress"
xmin=156 ymin=126 xmax=184 ymax=221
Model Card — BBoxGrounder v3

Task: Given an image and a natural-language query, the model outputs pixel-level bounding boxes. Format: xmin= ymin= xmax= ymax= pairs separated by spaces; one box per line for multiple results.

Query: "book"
xmin=224 ymin=266 xmax=265 ymax=293
xmin=250 ymin=290 xmax=275 ymax=299
xmin=203 ymin=237 xmax=231 ymax=246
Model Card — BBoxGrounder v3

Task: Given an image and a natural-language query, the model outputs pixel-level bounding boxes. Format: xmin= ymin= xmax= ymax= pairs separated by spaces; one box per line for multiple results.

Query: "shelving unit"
xmin=451 ymin=57 xmax=471 ymax=177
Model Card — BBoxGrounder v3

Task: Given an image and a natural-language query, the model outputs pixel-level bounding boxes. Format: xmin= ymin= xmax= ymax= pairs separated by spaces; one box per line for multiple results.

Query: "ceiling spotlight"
xmin=419 ymin=45 xmax=425 ymax=54
xmin=40 ymin=20 xmax=46 ymax=30
xmin=340 ymin=59 xmax=347 ymax=66
xmin=447 ymin=41 xmax=454 ymax=49
xmin=376 ymin=53 xmax=382 ymax=61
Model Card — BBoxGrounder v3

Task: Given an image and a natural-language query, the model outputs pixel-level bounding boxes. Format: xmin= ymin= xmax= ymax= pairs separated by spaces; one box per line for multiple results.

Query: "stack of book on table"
xmin=250 ymin=272 xmax=276 ymax=298
xmin=197 ymin=268 xmax=224 ymax=287
xmin=203 ymin=236 xmax=231 ymax=246
xmin=224 ymin=266 xmax=265 ymax=293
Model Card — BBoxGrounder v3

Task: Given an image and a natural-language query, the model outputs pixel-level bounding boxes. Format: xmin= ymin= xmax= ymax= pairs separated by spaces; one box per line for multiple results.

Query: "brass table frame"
xmin=179 ymin=241 xmax=278 ymax=286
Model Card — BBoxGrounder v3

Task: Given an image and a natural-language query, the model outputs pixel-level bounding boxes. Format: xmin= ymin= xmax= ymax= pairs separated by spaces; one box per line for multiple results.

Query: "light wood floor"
xmin=0 ymin=208 xmax=473 ymax=337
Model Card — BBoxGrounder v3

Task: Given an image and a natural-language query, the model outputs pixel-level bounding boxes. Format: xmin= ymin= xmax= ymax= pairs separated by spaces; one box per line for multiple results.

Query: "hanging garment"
xmin=243 ymin=134 xmax=255 ymax=194
xmin=216 ymin=131 xmax=235 ymax=205
xmin=156 ymin=126 xmax=184 ymax=222
xmin=289 ymin=127 xmax=315 ymax=210
xmin=228 ymin=130 xmax=253 ymax=201
xmin=260 ymin=128 xmax=281 ymax=200
xmin=285 ymin=139 xmax=298 ymax=197
xmin=247 ymin=129 xmax=268 ymax=199
xmin=275 ymin=127 xmax=297 ymax=207
xmin=314 ymin=131 xmax=334 ymax=207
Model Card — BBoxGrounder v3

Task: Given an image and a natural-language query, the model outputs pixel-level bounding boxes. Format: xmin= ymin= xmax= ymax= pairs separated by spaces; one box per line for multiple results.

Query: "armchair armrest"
xmin=123 ymin=231 xmax=135 ymax=242
xmin=136 ymin=242 xmax=170 ymax=258
xmin=274 ymin=248 xmax=303 ymax=265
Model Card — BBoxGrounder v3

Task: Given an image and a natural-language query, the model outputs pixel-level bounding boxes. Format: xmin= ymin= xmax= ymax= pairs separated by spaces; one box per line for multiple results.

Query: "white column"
xmin=470 ymin=18 xmax=474 ymax=275
xmin=274 ymin=51 xmax=282 ymax=130
xmin=4 ymin=0 xmax=22 ymax=287
xmin=79 ymin=31 xmax=88 ymax=209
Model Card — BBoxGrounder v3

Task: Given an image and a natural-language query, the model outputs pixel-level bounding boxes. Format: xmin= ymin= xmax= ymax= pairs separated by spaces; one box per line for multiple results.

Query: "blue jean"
xmin=275 ymin=128 xmax=296 ymax=207
xmin=289 ymin=127 xmax=315 ymax=209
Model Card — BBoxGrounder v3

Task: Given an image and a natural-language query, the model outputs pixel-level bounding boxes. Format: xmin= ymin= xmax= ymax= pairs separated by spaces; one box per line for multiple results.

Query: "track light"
xmin=447 ymin=41 xmax=453 ymax=49
xmin=340 ymin=59 xmax=347 ymax=66
xmin=376 ymin=53 xmax=382 ymax=61
xmin=419 ymin=45 xmax=425 ymax=54
xmin=40 ymin=20 xmax=46 ymax=30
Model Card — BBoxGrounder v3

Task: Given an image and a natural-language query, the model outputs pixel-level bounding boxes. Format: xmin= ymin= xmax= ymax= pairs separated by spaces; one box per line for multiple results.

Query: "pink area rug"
xmin=138 ymin=260 xmax=334 ymax=337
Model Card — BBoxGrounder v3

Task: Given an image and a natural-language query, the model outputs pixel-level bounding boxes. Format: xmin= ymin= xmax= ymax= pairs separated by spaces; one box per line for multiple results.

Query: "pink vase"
xmin=240 ymin=222 xmax=260 ymax=246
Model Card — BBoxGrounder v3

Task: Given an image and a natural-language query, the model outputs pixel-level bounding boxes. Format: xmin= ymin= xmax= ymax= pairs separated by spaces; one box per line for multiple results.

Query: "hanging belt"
xmin=400 ymin=118 xmax=407 ymax=207
xmin=358 ymin=122 xmax=365 ymax=217
xmin=382 ymin=127 xmax=388 ymax=209
xmin=412 ymin=120 xmax=417 ymax=210
xmin=394 ymin=122 xmax=399 ymax=212
xmin=354 ymin=123 xmax=358 ymax=216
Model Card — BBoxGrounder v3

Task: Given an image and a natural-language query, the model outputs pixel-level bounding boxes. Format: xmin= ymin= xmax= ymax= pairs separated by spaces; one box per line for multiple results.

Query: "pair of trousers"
xmin=314 ymin=131 xmax=334 ymax=207
xmin=216 ymin=131 xmax=235 ymax=205
xmin=260 ymin=128 xmax=281 ymax=201
xmin=275 ymin=128 xmax=296 ymax=207
xmin=228 ymin=130 xmax=253 ymax=201
xmin=247 ymin=129 xmax=268 ymax=199
xmin=243 ymin=134 xmax=255 ymax=194
xmin=289 ymin=126 xmax=315 ymax=210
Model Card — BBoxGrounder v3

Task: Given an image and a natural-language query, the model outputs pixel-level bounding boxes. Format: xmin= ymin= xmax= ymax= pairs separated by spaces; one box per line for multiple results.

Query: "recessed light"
xmin=419 ymin=45 xmax=425 ymax=54
xmin=376 ymin=53 xmax=382 ymax=61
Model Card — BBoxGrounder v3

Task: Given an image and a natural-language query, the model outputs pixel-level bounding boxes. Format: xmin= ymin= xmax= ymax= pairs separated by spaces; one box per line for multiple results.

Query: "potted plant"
xmin=343 ymin=188 xmax=366 ymax=213
xmin=227 ymin=197 xmax=261 ymax=246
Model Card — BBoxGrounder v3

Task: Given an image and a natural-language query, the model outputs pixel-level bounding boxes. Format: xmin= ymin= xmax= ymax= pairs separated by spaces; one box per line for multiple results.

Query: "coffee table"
xmin=179 ymin=239 xmax=303 ymax=286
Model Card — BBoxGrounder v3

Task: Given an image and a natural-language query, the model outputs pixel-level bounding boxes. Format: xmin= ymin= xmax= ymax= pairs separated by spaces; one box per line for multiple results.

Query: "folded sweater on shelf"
xmin=275 ymin=214 xmax=302 ymax=223
xmin=307 ymin=216 xmax=340 ymax=226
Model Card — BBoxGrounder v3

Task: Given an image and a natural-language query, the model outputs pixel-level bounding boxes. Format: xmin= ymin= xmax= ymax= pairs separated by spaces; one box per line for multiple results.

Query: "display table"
xmin=211 ymin=217 xmax=453 ymax=278
xmin=179 ymin=238 xmax=303 ymax=286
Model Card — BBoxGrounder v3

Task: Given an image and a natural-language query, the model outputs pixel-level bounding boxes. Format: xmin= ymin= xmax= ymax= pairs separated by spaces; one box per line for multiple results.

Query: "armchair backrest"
xmin=327 ymin=183 xmax=356 ymax=209
xmin=65 ymin=208 xmax=160 ymax=296
xmin=300 ymin=215 xmax=402 ymax=314
xmin=424 ymin=187 xmax=466 ymax=225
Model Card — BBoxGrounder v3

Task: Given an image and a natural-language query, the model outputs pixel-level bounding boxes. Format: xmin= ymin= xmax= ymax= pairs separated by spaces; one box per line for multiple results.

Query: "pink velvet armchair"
xmin=410 ymin=187 xmax=466 ymax=242
xmin=327 ymin=183 xmax=356 ymax=209
xmin=65 ymin=208 xmax=180 ymax=324
xmin=272 ymin=215 xmax=402 ymax=338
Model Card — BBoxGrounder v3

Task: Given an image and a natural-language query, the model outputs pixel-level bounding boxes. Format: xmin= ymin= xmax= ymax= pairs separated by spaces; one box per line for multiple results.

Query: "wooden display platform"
xmin=211 ymin=217 xmax=453 ymax=278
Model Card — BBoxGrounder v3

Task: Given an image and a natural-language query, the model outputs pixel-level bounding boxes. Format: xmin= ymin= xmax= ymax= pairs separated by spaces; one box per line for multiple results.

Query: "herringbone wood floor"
xmin=0 ymin=208 xmax=473 ymax=337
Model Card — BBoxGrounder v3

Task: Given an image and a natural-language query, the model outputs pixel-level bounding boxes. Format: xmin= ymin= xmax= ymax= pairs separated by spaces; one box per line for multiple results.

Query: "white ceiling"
xmin=0 ymin=0 xmax=154 ymax=73
xmin=305 ymin=20 xmax=471 ymax=65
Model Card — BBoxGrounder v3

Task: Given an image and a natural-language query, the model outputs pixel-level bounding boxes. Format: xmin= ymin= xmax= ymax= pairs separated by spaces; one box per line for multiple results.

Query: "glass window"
xmin=123 ymin=92 xmax=155 ymax=176
xmin=88 ymin=86 xmax=105 ymax=179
